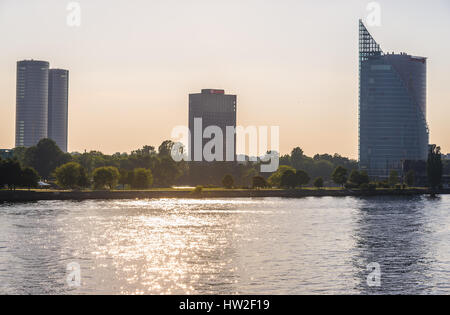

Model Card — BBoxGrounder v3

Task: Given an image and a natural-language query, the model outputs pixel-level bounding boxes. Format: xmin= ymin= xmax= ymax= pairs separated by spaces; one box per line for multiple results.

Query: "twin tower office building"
xmin=16 ymin=60 xmax=69 ymax=152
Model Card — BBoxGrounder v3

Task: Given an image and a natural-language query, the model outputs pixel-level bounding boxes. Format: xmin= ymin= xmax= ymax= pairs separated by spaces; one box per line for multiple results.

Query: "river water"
xmin=0 ymin=196 xmax=449 ymax=295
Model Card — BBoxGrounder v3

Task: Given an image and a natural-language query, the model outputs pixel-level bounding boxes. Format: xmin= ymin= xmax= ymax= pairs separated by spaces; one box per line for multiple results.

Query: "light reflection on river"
xmin=0 ymin=196 xmax=449 ymax=294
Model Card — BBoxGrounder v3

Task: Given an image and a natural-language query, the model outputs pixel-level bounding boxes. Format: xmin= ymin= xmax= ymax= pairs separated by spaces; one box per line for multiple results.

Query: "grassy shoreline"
xmin=1 ymin=187 xmax=447 ymax=202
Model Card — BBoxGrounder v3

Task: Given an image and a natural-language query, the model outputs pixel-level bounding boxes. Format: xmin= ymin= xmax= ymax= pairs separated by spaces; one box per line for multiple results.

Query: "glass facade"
xmin=48 ymin=69 xmax=69 ymax=152
xmin=359 ymin=21 xmax=429 ymax=179
xmin=15 ymin=60 xmax=49 ymax=148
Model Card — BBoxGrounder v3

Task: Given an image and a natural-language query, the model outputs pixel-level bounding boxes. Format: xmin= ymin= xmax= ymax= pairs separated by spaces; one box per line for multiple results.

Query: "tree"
xmin=291 ymin=147 xmax=304 ymax=170
xmin=153 ymin=156 xmax=181 ymax=187
xmin=244 ymin=168 xmax=259 ymax=187
xmin=222 ymin=174 xmax=234 ymax=189
xmin=54 ymin=162 xmax=86 ymax=189
xmin=332 ymin=166 xmax=348 ymax=187
xmin=127 ymin=170 xmax=135 ymax=188
xmin=427 ymin=145 xmax=443 ymax=190
xmin=78 ymin=167 xmax=90 ymax=189
xmin=268 ymin=165 xmax=296 ymax=187
xmin=12 ymin=147 xmax=27 ymax=165
xmin=314 ymin=177 xmax=324 ymax=189
xmin=405 ymin=170 xmax=415 ymax=187
xmin=359 ymin=171 xmax=370 ymax=186
xmin=0 ymin=158 xmax=4 ymax=189
xmin=281 ymin=170 xmax=297 ymax=189
xmin=1 ymin=159 xmax=22 ymax=190
xmin=388 ymin=170 xmax=399 ymax=187
xmin=295 ymin=170 xmax=310 ymax=188
xmin=119 ymin=169 xmax=128 ymax=189
xmin=132 ymin=168 xmax=153 ymax=189
xmin=21 ymin=167 xmax=39 ymax=190
xmin=252 ymin=176 xmax=267 ymax=189
xmin=24 ymin=139 xmax=71 ymax=179
xmin=348 ymin=170 xmax=369 ymax=188
xmin=92 ymin=166 xmax=120 ymax=190
xmin=158 ymin=140 xmax=175 ymax=157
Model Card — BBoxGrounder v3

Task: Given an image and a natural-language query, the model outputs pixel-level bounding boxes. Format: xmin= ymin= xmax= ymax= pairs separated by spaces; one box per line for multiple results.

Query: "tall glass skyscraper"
xmin=359 ymin=21 xmax=429 ymax=179
xmin=15 ymin=60 xmax=69 ymax=152
xmin=15 ymin=60 xmax=49 ymax=148
xmin=48 ymin=69 xmax=69 ymax=152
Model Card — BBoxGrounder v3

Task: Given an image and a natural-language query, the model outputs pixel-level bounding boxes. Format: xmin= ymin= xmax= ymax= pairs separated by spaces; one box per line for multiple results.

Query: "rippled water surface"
xmin=0 ymin=196 xmax=449 ymax=294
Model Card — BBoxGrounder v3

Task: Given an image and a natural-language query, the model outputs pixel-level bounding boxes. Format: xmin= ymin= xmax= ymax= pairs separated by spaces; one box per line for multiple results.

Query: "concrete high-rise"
xmin=358 ymin=21 xmax=429 ymax=179
xmin=15 ymin=60 xmax=49 ymax=148
xmin=189 ymin=89 xmax=237 ymax=162
xmin=48 ymin=69 xmax=69 ymax=152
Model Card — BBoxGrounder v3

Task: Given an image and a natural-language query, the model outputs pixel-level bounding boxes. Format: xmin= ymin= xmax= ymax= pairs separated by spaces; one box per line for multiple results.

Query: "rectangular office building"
xmin=189 ymin=89 xmax=237 ymax=162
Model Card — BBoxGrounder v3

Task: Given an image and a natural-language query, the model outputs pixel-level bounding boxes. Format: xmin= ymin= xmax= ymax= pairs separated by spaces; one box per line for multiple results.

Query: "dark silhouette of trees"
xmin=332 ymin=166 xmax=348 ymax=187
xmin=54 ymin=162 xmax=89 ymax=189
xmin=222 ymin=174 xmax=234 ymax=189
xmin=132 ymin=168 xmax=153 ymax=189
xmin=405 ymin=170 xmax=415 ymax=187
xmin=24 ymin=139 xmax=71 ymax=179
xmin=314 ymin=177 xmax=324 ymax=189
xmin=295 ymin=170 xmax=310 ymax=188
xmin=158 ymin=140 xmax=175 ymax=157
xmin=348 ymin=170 xmax=369 ymax=188
xmin=153 ymin=156 xmax=181 ymax=187
xmin=388 ymin=170 xmax=399 ymax=187
xmin=0 ymin=159 xmax=39 ymax=190
xmin=427 ymin=145 xmax=443 ymax=190
xmin=252 ymin=176 xmax=268 ymax=189
xmin=290 ymin=147 xmax=304 ymax=170
xmin=21 ymin=167 xmax=39 ymax=190
xmin=0 ymin=159 xmax=22 ymax=190
xmin=268 ymin=165 xmax=295 ymax=187
xmin=92 ymin=166 xmax=120 ymax=190
xmin=281 ymin=170 xmax=297 ymax=189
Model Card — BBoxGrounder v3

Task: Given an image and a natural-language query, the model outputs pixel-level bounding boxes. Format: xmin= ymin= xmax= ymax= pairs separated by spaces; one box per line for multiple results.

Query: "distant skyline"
xmin=1 ymin=0 xmax=449 ymax=158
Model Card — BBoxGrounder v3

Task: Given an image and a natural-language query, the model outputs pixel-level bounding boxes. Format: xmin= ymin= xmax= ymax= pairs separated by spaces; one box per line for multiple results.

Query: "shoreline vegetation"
xmin=1 ymin=187 xmax=449 ymax=202
xmin=1 ymin=139 xmax=448 ymax=202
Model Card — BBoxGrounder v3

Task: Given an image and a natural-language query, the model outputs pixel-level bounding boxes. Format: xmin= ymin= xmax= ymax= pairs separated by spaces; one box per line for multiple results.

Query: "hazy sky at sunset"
xmin=0 ymin=0 xmax=449 ymax=158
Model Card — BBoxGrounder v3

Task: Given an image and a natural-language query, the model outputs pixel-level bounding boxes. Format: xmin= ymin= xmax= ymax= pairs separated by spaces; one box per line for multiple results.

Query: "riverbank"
xmin=1 ymin=188 xmax=448 ymax=202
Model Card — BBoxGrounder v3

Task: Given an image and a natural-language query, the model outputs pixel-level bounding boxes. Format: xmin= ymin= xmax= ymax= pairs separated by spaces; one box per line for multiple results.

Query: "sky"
xmin=0 ymin=0 xmax=449 ymax=158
